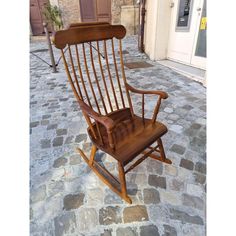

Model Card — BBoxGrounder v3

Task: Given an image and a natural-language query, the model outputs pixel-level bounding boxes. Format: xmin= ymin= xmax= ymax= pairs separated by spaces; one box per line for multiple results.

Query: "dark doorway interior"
xmin=80 ymin=0 xmax=111 ymax=23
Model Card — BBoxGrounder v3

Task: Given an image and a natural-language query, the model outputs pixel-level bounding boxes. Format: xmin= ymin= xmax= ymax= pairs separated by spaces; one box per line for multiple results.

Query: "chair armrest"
xmin=126 ymin=82 xmax=168 ymax=99
xmin=78 ymin=100 xmax=115 ymax=131
xmin=125 ymin=82 xmax=168 ymax=123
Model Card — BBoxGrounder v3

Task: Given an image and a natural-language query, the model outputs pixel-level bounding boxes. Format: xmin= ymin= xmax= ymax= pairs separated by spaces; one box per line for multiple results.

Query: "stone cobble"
xmin=30 ymin=36 xmax=206 ymax=235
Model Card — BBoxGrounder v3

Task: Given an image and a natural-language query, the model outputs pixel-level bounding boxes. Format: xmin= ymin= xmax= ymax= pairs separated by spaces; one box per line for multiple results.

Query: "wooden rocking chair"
xmin=52 ymin=22 xmax=172 ymax=204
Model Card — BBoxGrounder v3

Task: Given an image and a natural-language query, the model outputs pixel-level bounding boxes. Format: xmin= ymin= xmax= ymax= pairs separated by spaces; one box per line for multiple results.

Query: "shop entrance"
xmin=167 ymin=0 xmax=206 ymax=69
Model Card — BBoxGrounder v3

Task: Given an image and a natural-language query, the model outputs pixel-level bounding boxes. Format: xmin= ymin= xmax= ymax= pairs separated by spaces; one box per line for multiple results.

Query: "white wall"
xmin=144 ymin=0 xmax=172 ymax=60
xmin=144 ymin=0 xmax=158 ymax=60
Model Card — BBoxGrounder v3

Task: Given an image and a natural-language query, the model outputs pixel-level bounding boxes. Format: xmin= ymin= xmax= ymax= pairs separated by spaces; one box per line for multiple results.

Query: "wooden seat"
xmin=89 ymin=111 xmax=168 ymax=166
xmin=52 ymin=22 xmax=172 ymax=204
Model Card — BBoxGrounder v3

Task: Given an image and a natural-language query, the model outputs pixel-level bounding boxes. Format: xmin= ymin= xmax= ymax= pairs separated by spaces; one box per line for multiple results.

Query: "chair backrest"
xmin=52 ymin=23 xmax=131 ymax=117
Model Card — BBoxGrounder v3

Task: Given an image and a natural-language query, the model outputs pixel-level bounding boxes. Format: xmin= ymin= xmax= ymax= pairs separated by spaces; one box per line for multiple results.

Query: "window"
xmin=176 ymin=0 xmax=193 ymax=31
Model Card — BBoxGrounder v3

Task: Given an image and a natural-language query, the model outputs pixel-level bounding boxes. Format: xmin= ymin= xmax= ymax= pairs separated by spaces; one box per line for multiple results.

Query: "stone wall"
xmin=112 ymin=0 xmax=135 ymax=24
xmin=57 ymin=0 xmax=81 ymax=28
xmin=121 ymin=5 xmax=139 ymax=35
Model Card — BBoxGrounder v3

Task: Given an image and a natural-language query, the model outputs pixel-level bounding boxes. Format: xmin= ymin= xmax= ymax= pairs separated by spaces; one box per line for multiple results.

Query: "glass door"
xmin=190 ymin=0 xmax=207 ymax=69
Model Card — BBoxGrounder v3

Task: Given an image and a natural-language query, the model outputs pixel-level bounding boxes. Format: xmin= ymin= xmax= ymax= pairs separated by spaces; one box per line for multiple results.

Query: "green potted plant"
xmin=43 ymin=3 xmax=63 ymax=31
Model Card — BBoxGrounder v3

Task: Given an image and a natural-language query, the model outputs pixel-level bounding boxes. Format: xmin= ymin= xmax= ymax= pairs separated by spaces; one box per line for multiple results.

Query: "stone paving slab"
xmin=30 ymin=36 xmax=206 ymax=236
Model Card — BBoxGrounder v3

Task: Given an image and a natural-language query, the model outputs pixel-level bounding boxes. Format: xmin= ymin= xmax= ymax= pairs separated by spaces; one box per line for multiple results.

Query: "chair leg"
xmin=76 ymin=146 xmax=132 ymax=204
xmin=76 ymin=144 xmax=97 ymax=166
xmin=118 ymin=162 xmax=132 ymax=204
xmin=142 ymin=139 xmax=172 ymax=164
xmin=89 ymin=145 xmax=97 ymax=166
xmin=157 ymin=138 xmax=172 ymax=164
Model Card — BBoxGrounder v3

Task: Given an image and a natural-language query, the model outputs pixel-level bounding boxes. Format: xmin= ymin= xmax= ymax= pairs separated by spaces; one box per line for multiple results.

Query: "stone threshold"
xmin=157 ymin=59 xmax=206 ymax=87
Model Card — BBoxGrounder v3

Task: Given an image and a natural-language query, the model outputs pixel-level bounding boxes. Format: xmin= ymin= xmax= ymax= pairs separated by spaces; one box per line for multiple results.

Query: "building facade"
xmin=144 ymin=0 xmax=206 ymax=70
xmin=30 ymin=0 xmax=206 ymax=70
xmin=30 ymin=0 xmax=139 ymax=36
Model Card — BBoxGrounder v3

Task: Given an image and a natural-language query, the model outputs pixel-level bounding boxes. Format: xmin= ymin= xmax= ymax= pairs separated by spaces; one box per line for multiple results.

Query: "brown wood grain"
xmin=52 ymin=24 xmax=126 ymax=49
xmin=54 ymin=23 xmax=171 ymax=203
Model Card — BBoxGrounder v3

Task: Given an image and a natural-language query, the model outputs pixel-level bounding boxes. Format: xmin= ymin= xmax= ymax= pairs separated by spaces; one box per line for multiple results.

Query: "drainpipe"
xmin=139 ymin=0 xmax=146 ymax=53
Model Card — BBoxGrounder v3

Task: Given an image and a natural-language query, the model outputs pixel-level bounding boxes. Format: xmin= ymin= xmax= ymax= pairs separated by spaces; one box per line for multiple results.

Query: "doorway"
xmin=79 ymin=0 xmax=111 ymax=23
xmin=167 ymin=0 xmax=206 ymax=69
xmin=30 ymin=0 xmax=50 ymax=35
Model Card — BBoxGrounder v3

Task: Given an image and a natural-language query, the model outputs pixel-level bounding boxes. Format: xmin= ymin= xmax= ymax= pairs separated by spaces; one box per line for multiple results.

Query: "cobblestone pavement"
xmin=30 ymin=36 xmax=206 ymax=236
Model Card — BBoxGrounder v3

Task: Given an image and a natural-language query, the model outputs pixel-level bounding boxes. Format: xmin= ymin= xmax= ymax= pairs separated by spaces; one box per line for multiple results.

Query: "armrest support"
xmin=126 ymin=82 xmax=168 ymax=99
xmin=78 ymin=100 xmax=115 ymax=131
xmin=78 ymin=100 xmax=116 ymax=149
xmin=125 ymin=82 xmax=168 ymax=123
